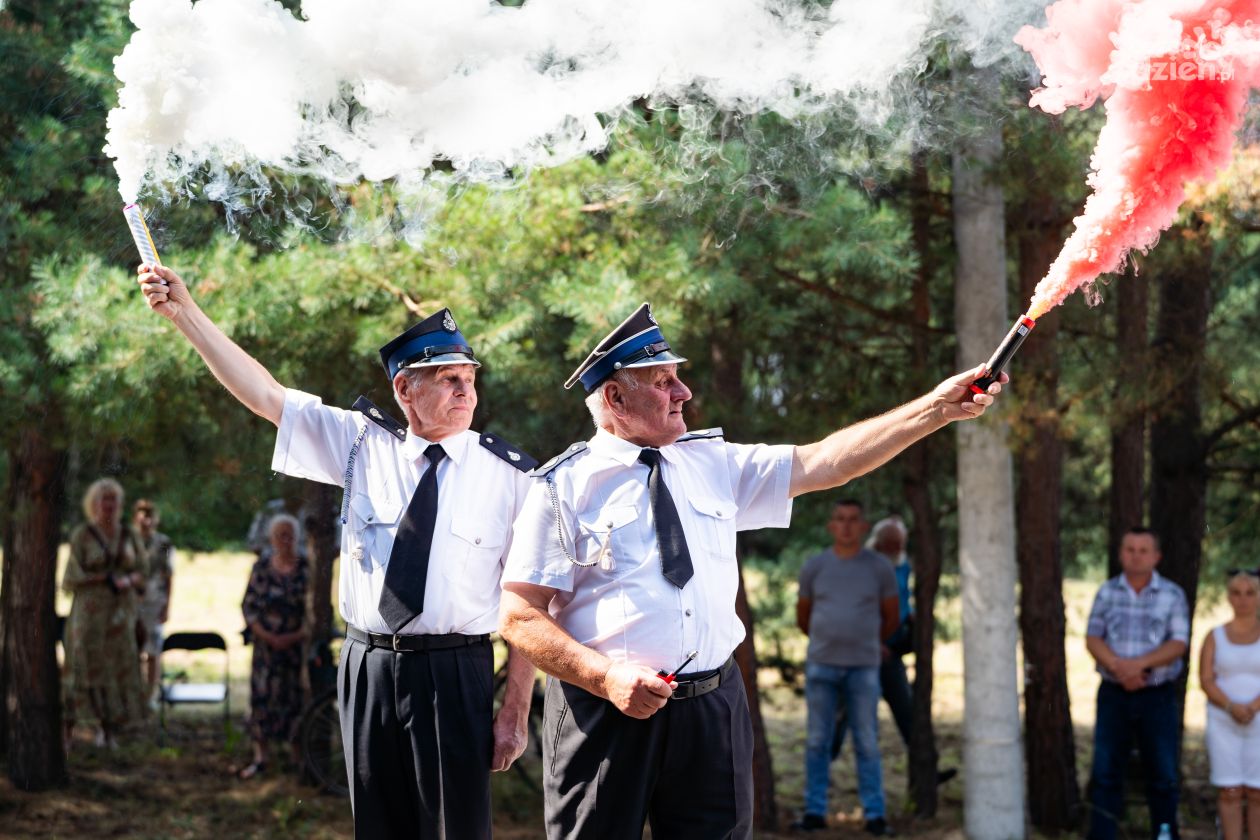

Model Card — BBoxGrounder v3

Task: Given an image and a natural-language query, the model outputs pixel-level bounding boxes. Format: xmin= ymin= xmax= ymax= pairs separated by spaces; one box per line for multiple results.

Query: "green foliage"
xmin=7 ymin=0 xmax=1260 ymax=585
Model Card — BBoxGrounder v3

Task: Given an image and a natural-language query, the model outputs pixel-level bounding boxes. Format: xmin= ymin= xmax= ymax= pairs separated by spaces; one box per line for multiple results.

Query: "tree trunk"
xmin=1148 ymin=244 xmax=1211 ymax=727
xmin=0 ymin=422 xmax=68 ymax=790
xmin=904 ymin=151 xmax=943 ymax=818
xmin=1014 ymin=216 xmax=1080 ymax=833
xmin=735 ymin=565 xmax=777 ymax=830
xmin=302 ymin=478 xmax=337 ymax=649
xmin=709 ymin=319 xmax=777 ymax=830
xmin=299 ymin=481 xmax=339 ymax=787
xmin=1107 ymin=268 xmax=1149 ymax=578
xmin=302 ymin=481 xmax=338 ymax=653
xmin=952 ymin=99 xmax=1027 ymax=839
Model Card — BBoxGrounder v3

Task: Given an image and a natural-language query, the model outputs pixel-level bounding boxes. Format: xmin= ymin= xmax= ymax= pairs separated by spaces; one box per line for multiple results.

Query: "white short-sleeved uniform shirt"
xmin=271 ymin=388 xmax=532 ymax=635
xmin=503 ymin=428 xmax=794 ymax=671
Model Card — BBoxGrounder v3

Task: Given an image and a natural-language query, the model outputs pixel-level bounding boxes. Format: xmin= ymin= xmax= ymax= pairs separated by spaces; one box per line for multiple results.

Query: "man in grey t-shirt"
xmin=793 ymin=499 xmax=898 ymax=835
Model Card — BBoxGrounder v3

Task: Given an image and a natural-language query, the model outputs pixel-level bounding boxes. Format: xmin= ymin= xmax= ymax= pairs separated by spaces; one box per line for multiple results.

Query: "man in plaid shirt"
xmin=1085 ymin=527 xmax=1190 ymax=840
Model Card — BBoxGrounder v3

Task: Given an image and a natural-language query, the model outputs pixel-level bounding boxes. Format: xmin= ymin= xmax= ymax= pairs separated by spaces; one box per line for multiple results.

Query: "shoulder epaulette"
xmin=676 ymin=427 xmax=725 ymax=443
xmin=351 ymin=396 xmax=407 ymax=442
xmin=479 ymin=433 xmax=539 ymax=473
xmin=530 ymin=442 xmax=589 ymax=477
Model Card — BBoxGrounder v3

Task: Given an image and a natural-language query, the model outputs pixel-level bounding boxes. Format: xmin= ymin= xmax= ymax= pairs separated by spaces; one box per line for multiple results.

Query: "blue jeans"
xmin=1088 ymin=680 xmax=1180 ymax=840
xmin=834 ymin=654 xmax=914 ymax=756
xmin=804 ymin=662 xmax=885 ymax=819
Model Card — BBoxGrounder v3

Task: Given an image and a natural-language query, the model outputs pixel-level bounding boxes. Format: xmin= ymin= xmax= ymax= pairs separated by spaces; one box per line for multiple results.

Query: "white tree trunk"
xmin=953 ymin=91 xmax=1027 ymax=840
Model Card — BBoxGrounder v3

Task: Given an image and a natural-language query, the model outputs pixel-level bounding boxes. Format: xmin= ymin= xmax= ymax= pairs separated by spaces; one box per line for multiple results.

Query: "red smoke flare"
xmin=1016 ymin=0 xmax=1260 ymax=319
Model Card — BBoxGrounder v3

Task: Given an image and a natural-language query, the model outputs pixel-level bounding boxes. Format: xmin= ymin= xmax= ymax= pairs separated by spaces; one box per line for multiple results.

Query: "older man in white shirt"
xmin=499 ymin=303 xmax=1005 ymax=838
xmin=138 ymin=263 xmax=536 ymax=839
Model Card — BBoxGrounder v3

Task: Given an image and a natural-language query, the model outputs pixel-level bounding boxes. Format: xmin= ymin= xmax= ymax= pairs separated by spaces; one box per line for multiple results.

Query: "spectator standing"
xmin=62 ymin=478 xmax=148 ymax=748
xmin=1200 ymin=568 xmax=1260 ymax=840
xmin=833 ymin=517 xmax=914 ymax=754
xmin=1085 ymin=527 xmax=1189 ymax=840
xmin=132 ymin=498 xmax=174 ymax=707
xmin=238 ymin=513 xmax=309 ymax=779
xmin=794 ymin=499 xmax=899 ymax=835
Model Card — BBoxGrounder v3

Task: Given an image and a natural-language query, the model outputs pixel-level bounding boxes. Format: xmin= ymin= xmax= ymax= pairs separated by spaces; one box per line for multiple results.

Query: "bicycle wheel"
xmin=298 ymin=686 xmax=348 ymax=797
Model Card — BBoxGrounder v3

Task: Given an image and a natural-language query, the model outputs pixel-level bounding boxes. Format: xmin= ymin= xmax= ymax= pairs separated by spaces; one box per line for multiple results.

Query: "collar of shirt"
xmin=588 ymin=427 xmax=696 ymax=468
xmin=588 ymin=427 xmax=647 ymax=466
xmin=1120 ymin=570 xmax=1163 ymax=598
xmin=400 ymin=428 xmax=470 ymax=465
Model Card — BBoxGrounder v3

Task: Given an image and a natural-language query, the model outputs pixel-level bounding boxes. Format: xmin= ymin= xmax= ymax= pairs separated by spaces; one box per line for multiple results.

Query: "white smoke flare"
xmin=107 ymin=0 xmax=1046 ymax=210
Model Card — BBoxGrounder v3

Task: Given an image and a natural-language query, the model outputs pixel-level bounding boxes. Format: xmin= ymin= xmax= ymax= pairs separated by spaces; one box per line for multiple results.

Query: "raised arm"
xmin=137 ymin=264 xmax=285 ymax=426
xmin=789 ymin=364 xmax=1005 ymax=497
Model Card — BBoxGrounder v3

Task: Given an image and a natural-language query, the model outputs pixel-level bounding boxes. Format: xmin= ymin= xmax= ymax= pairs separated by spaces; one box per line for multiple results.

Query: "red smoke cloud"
xmin=1016 ymin=0 xmax=1260 ymax=319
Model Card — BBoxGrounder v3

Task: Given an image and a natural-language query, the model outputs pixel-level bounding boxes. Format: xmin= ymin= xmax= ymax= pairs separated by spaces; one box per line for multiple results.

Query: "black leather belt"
xmin=670 ymin=656 xmax=736 ymax=701
xmin=347 ymin=625 xmax=490 ymax=652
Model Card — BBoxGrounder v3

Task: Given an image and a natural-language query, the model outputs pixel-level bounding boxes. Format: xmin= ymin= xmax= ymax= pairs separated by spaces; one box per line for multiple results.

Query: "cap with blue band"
xmin=378 ymin=308 xmax=480 ymax=381
xmin=565 ymin=303 xmax=687 ymax=392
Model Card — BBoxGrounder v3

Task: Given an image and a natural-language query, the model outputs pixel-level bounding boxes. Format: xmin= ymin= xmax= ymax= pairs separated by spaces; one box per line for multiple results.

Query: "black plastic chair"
xmin=159 ymin=631 xmax=230 ymax=739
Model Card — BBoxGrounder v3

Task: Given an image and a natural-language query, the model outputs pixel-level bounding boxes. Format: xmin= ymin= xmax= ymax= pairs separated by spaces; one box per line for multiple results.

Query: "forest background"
xmin=2 ymin=1 xmax=1260 ymax=836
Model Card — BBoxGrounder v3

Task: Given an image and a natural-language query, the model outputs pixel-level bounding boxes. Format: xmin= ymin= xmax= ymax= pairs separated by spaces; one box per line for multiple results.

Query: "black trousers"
xmin=542 ymin=663 xmax=754 ymax=840
xmin=338 ymin=635 xmax=494 ymax=839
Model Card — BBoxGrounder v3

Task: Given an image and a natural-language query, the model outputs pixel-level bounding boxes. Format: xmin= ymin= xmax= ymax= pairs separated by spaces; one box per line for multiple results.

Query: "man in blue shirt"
xmin=1085 ymin=527 xmax=1190 ymax=840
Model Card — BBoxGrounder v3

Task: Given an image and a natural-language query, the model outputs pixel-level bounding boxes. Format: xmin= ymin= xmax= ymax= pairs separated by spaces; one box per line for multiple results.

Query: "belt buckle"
xmin=392 ymin=633 xmax=403 ymax=652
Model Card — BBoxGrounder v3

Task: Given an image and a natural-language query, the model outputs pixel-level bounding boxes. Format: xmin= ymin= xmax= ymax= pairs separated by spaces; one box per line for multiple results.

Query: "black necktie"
xmin=378 ymin=443 xmax=446 ymax=631
xmin=638 ymin=448 xmax=694 ymax=589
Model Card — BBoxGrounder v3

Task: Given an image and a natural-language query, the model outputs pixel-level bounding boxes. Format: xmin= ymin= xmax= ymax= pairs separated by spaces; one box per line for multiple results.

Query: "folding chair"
xmin=159 ymin=631 xmax=230 ymax=740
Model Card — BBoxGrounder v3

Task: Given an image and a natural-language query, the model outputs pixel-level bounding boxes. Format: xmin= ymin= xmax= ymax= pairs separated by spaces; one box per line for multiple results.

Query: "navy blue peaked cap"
xmin=379 ymin=308 xmax=479 ymax=381
xmin=565 ymin=303 xmax=687 ymax=392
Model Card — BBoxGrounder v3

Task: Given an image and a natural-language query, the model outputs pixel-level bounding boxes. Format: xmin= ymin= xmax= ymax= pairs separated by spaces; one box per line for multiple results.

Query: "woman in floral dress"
xmin=239 ymin=513 xmax=309 ymax=778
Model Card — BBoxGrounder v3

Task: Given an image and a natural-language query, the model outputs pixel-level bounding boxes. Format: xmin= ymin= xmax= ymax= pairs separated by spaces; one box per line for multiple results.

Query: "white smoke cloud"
xmin=107 ymin=0 xmax=1049 ymax=212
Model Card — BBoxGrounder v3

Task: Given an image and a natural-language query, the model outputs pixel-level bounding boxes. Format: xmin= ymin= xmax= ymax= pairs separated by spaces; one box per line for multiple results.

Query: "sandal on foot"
xmin=237 ymin=761 xmax=266 ymax=780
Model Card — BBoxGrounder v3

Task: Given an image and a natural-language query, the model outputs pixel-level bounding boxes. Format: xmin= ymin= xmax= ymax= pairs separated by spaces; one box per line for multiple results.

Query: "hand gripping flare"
xmin=969 ymin=314 xmax=1036 ymax=396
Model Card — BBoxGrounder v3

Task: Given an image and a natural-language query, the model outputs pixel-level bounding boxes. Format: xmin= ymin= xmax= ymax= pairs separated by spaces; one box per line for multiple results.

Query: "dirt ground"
xmin=0 ymin=683 xmax=1226 ymax=839
xmin=0 ymin=550 xmax=1234 ymax=838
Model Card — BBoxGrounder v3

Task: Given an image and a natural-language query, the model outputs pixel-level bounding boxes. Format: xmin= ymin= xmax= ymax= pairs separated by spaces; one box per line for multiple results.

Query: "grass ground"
xmin=0 ymin=550 xmax=1234 ymax=838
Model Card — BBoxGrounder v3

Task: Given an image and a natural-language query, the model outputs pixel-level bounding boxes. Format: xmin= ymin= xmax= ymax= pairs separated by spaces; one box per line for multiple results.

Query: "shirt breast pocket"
xmin=348 ymin=491 xmax=403 ymax=570
xmin=686 ymin=495 xmax=737 ymax=561
xmin=448 ymin=514 xmax=507 ymax=594
xmin=577 ymin=504 xmax=642 ymax=575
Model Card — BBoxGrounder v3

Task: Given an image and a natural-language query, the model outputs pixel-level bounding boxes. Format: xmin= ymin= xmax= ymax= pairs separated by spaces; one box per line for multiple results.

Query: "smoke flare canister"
xmin=123 ymin=203 xmax=161 ymax=267
xmin=969 ymin=315 xmax=1036 ymax=395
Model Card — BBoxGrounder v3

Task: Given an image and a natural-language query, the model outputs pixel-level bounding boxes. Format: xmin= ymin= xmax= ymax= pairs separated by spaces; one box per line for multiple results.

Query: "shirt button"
xmin=685 ymin=609 xmax=693 ymax=617
xmin=475 ymin=537 xmax=482 ymax=545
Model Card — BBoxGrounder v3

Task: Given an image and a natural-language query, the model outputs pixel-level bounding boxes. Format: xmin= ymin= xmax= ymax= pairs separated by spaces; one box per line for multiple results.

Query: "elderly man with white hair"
xmin=138 ymin=263 xmax=538 ymax=839
xmin=499 ymin=303 xmax=1005 ymax=839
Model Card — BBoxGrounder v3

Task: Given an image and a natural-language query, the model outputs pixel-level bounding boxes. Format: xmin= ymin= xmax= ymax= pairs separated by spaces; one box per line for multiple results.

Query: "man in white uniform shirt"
xmin=499 ymin=303 xmax=1007 ymax=838
xmin=137 ymin=264 xmax=537 ymax=839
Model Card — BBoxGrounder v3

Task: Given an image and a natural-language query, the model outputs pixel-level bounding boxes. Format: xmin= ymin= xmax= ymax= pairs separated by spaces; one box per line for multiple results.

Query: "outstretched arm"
xmin=789 ymin=364 xmax=1005 ymax=497
xmin=137 ymin=264 xmax=285 ymax=426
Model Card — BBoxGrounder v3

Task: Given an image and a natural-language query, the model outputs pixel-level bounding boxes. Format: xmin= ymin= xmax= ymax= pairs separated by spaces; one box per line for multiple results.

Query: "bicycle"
xmin=297 ymin=635 xmax=346 ymax=796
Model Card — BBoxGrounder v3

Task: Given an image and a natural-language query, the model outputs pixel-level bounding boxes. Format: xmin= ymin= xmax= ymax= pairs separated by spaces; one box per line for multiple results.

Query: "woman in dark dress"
xmin=239 ymin=513 xmax=308 ymax=779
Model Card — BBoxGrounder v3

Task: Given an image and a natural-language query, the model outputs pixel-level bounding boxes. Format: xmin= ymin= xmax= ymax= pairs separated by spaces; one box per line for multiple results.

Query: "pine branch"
xmin=772 ymin=267 xmax=950 ymax=335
